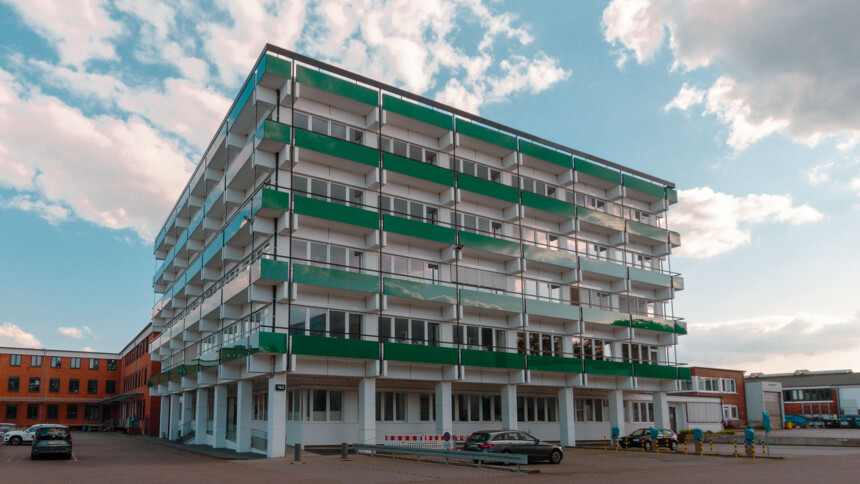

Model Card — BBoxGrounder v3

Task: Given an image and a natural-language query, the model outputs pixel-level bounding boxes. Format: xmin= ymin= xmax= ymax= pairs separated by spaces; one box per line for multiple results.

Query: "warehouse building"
xmin=147 ymin=44 xmax=687 ymax=457
xmin=748 ymin=370 xmax=860 ymax=421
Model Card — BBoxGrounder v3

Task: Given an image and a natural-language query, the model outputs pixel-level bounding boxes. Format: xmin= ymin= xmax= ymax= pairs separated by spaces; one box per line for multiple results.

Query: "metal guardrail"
xmin=352 ymin=443 xmax=528 ymax=472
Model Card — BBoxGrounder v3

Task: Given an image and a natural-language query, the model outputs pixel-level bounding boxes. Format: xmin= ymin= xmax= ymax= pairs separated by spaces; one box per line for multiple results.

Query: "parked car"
xmin=463 ymin=430 xmax=563 ymax=464
xmin=31 ymin=425 xmax=72 ymax=460
xmin=619 ymin=428 xmax=679 ymax=451
xmin=0 ymin=423 xmax=16 ymax=439
xmin=3 ymin=424 xmax=64 ymax=446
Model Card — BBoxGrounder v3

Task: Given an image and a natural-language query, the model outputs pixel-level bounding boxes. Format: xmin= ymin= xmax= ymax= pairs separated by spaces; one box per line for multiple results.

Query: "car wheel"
xmin=669 ymin=440 xmax=678 ymax=451
xmin=644 ymin=441 xmax=653 ymax=451
xmin=549 ymin=449 xmax=563 ymax=464
xmin=31 ymin=455 xmax=37 ymax=460
xmin=10 ymin=436 xmax=22 ymax=446
xmin=66 ymin=453 xmax=72 ymax=460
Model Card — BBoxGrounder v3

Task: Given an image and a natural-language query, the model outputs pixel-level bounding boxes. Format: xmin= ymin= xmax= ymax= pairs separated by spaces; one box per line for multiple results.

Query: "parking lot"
xmin=2 ymin=432 xmax=860 ymax=483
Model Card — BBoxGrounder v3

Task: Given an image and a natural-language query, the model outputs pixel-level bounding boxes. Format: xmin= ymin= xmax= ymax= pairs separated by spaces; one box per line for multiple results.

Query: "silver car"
xmin=464 ymin=430 xmax=564 ymax=464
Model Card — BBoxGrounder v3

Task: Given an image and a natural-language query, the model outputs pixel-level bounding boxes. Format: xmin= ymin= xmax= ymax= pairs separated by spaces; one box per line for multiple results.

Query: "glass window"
xmin=329 ymin=391 xmax=343 ymax=421
xmin=70 ymin=357 xmax=80 ymax=369
xmin=87 ymin=379 xmax=98 ymax=394
xmin=378 ymin=317 xmax=391 ymax=343
xmin=29 ymin=377 xmax=40 ymax=393
xmin=294 ymin=112 xmax=309 ymax=130
xmin=5 ymin=403 xmax=18 ymax=420
xmin=330 ymin=311 xmax=346 ymax=338
xmin=84 ymin=405 xmax=99 ymax=421
xmin=89 ymin=358 xmax=99 ymax=370
xmin=311 ymin=116 xmax=327 ymax=134
xmin=46 ymin=404 xmax=59 ymax=420
xmin=27 ymin=404 xmax=38 ymax=419
xmin=105 ymin=380 xmax=116 ymax=394
xmin=66 ymin=404 xmax=78 ymax=420
xmin=69 ymin=379 xmax=79 ymax=393
xmin=309 ymin=308 xmax=326 ymax=336
xmin=8 ymin=376 xmax=19 ymax=392
xmin=290 ymin=307 xmax=306 ymax=335
xmin=330 ymin=122 xmax=347 ymax=140
xmin=31 ymin=355 xmax=42 ymax=367
xmin=51 ymin=356 xmax=62 ymax=368
xmin=348 ymin=314 xmax=362 ymax=340
xmin=49 ymin=378 xmax=60 ymax=393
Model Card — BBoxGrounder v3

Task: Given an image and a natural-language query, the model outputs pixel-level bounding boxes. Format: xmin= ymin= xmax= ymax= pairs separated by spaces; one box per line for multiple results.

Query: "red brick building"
xmin=674 ymin=367 xmax=747 ymax=427
xmin=112 ymin=324 xmax=162 ymax=436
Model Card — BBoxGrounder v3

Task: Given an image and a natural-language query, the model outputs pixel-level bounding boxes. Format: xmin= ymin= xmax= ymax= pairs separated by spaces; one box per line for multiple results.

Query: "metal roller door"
xmin=764 ymin=392 xmax=783 ymax=428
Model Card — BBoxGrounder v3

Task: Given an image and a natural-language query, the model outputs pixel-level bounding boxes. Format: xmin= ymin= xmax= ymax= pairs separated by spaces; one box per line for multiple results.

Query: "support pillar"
xmin=267 ymin=374 xmax=287 ymax=458
xmin=236 ymin=380 xmax=253 ymax=452
xmin=501 ymin=384 xmax=518 ymax=430
xmin=181 ymin=391 xmax=194 ymax=435
xmin=558 ymin=387 xmax=576 ymax=447
xmin=195 ymin=388 xmax=208 ymax=440
xmin=653 ymin=391 xmax=670 ymax=429
xmin=435 ymin=381 xmax=452 ymax=440
xmin=358 ymin=377 xmax=376 ymax=444
xmin=608 ymin=389 xmax=625 ymax=439
xmin=159 ymin=395 xmax=170 ymax=439
xmin=212 ymin=384 xmax=228 ymax=448
xmin=168 ymin=394 xmax=181 ymax=440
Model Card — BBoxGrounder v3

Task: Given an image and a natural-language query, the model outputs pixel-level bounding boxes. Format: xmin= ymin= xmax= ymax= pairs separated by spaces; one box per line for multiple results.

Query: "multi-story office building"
xmin=113 ymin=323 xmax=162 ymax=435
xmin=148 ymin=44 xmax=687 ymax=457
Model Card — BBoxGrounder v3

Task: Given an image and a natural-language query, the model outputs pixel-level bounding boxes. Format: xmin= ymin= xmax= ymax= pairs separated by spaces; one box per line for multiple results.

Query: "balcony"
xmin=522 ymin=245 xmax=578 ymax=272
xmin=382 ymin=277 xmax=457 ymax=306
xmin=675 ymin=320 xmax=688 ymax=335
xmin=293 ymin=195 xmax=379 ymax=234
xmin=255 ymin=53 xmax=291 ymax=89
xmin=581 ymin=306 xmax=630 ymax=328
xmin=291 ymin=334 xmax=380 ymax=360
xmin=626 ymin=220 xmax=669 ymax=246
xmin=524 ymin=298 xmax=580 ymax=322
xmin=527 ymin=354 xmax=583 ymax=373
xmin=521 ymin=192 xmax=576 ymax=223
xmin=578 ymin=257 xmax=627 ymax=283
xmin=634 ymin=363 xmax=678 ymax=380
xmin=518 ymin=139 xmax=572 ymax=175
xmin=627 ymin=267 xmax=672 ymax=289
xmin=574 ymin=158 xmax=622 ymax=188
xmin=293 ymin=129 xmax=379 ymax=174
xmin=622 ymin=174 xmax=666 ymax=204
xmin=250 ymin=331 xmax=287 ymax=354
xmin=630 ymin=316 xmax=675 ymax=333
xmin=382 ymin=152 xmax=454 ymax=192
xmin=575 ymin=206 xmax=626 ymax=237
xmin=455 ymin=119 xmax=517 ymax=159
xmin=383 ymin=214 xmax=455 ymax=248
xmin=382 ymin=94 xmax=453 ymax=138
xmin=461 ymin=349 xmax=525 ymax=370
xmin=292 ymin=263 xmax=380 ymax=294
xmin=459 ymin=288 xmax=521 ymax=314
xmin=295 ymin=65 xmax=378 ymax=117
xmin=457 ymin=174 xmax=519 ymax=209
xmin=458 ymin=230 xmax=521 ymax=261
xmin=584 ymin=359 xmax=633 ymax=377
xmin=228 ymin=75 xmax=277 ymax=136
xmin=255 ymin=119 xmax=291 ymax=153
xmin=383 ymin=342 xmax=458 ymax=366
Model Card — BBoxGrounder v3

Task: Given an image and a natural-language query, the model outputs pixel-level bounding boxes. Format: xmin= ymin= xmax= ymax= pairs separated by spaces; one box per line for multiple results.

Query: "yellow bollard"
xmin=656 ymin=439 xmax=659 ymax=453
xmin=709 ymin=438 xmax=713 ymax=455
xmin=642 ymin=441 xmax=645 ymax=453
xmin=761 ymin=440 xmax=766 ymax=456
xmin=615 ymin=440 xmax=619 ymax=453
xmin=752 ymin=443 xmax=756 ymax=460
xmin=733 ymin=439 xmax=738 ymax=458
xmin=604 ymin=435 xmax=607 ymax=451
xmin=684 ymin=440 xmax=688 ymax=455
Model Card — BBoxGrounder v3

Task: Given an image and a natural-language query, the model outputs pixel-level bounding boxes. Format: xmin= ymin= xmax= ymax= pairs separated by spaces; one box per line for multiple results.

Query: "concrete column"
xmin=159 ymin=395 xmax=170 ymax=439
xmin=358 ymin=377 xmax=376 ymax=444
xmin=212 ymin=384 xmax=228 ymax=448
xmin=501 ymin=384 xmax=517 ymax=430
xmin=236 ymin=380 xmax=253 ymax=452
xmin=652 ymin=391 xmax=670 ymax=429
xmin=195 ymin=388 xmax=208 ymax=440
xmin=558 ymin=387 xmax=576 ymax=447
xmin=608 ymin=389 xmax=625 ymax=439
xmin=435 ymin=381 xmax=452 ymax=439
xmin=169 ymin=394 xmax=181 ymax=440
xmin=267 ymin=374 xmax=287 ymax=458
xmin=182 ymin=391 xmax=194 ymax=434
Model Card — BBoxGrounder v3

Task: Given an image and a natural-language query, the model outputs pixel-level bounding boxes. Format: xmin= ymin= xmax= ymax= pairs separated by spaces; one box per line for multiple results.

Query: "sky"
xmin=0 ymin=0 xmax=858 ymax=374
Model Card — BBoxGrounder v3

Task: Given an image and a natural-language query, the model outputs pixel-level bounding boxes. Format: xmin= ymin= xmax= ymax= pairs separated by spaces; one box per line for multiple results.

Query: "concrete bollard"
xmin=295 ymin=444 xmax=302 ymax=462
xmin=342 ymin=442 xmax=348 ymax=459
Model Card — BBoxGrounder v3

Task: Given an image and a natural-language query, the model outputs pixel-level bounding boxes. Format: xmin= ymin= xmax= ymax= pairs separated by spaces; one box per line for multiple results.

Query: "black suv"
xmin=464 ymin=430 xmax=563 ymax=464
xmin=619 ymin=428 xmax=678 ymax=451
xmin=31 ymin=425 xmax=72 ymax=460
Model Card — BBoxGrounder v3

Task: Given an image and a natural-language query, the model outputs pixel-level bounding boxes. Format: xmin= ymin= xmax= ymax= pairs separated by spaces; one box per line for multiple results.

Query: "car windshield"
xmin=37 ymin=427 xmax=69 ymax=439
xmin=631 ymin=429 xmax=647 ymax=436
xmin=468 ymin=432 xmax=491 ymax=442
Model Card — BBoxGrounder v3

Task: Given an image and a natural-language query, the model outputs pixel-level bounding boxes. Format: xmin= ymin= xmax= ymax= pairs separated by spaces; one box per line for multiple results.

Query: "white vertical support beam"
xmin=435 ymin=381 xmax=452 ymax=439
xmin=358 ymin=377 xmax=376 ymax=444
xmin=653 ymin=391 xmax=670 ymax=429
xmin=195 ymin=388 xmax=208 ymax=440
xmin=169 ymin=393 xmax=181 ymax=440
xmin=236 ymin=380 xmax=253 ymax=452
xmin=182 ymin=391 xmax=194 ymax=432
xmin=212 ymin=384 xmax=228 ymax=448
xmin=501 ymin=384 xmax=518 ymax=430
xmin=267 ymin=373 xmax=287 ymax=458
xmin=608 ymin=389 xmax=625 ymax=439
xmin=558 ymin=387 xmax=576 ymax=447
xmin=159 ymin=395 xmax=170 ymax=439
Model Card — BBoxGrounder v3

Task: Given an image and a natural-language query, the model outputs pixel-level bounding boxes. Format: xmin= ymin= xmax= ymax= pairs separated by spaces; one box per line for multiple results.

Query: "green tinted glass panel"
xmin=457 ymin=174 xmax=519 ymax=203
xmin=628 ymin=267 xmax=672 ymax=287
xmin=584 ymin=359 xmax=632 ymax=376
xmin=383 ymin=277 xmax=457 ymax=304
xmin=666 ymin=188 xmax=678 ymax=203
xmin=383 ymin=343 xmax=458 ymax=365
xmin=296 ymin=65 xmax=378 ymax=106
xmin=383 ymin=152 xmax=454 ymax=187
xmin=578 ymin=257 xmax=627 ymax=279
xmin=521 ymin=191 xmax=576 ymax=218
xmin=257 ymin=54 xmax=291 ymax=81
xmin=576 ymin=206 xmax=626 ymax=232
xmin=291 ymin=335 xmax=380 ymax=359
xmin=383 ymin=94 xmax=452 ymax=130
xmin=259 ymin=258 xmax=290 ymax=281
xmin=383 ymin=214 xmax=455 ymax=244
xmin=627 ymin=220 xmax=668 ymax=242
xmin=678 ymin=367 xmax=692 ymax=380
xmin=251 ymin=332 xmax=287 ymax=353
xmin=519 ymin=139 xmax=572 ymax=169
xmin=525 ymin=298 xmax=580 ymax=320
xmin=292 ymin=263 xmax=380 ymax=293
xmin=257 ymin=119 xmax=291 ymax=145
xmin=455 ymin=119 xmax=517 ymax=152
xmin=261 ymin=188 xmax=290 ymax=212
xmin=294 ymin=128 xmax=379 ymax=167
xmin=523 ymin=245 xmax=578 ymax=269
xmin=634 ymin=363 xmax=678 ymax=379
xmin=527 ymin=354 xmax=583 ymax=373
xmin=581 ymin=307 xmax=630 ymax=327
xmin=623 ymin=174 xmax=665 ymax=198
xmin=459 ymin=289 xmax=521 ymax=313
xmin=630 ymin=317 xmax=675 ymax=333
xmin=458 ymin=231 xmax=521 ymax=257
xmin=574 ymin=158 xmax=622 ymax=185
xmin=461 ymin=349 xmax=525 ymax=369
xmin=294 ymin=195 xmax=379 ymax=230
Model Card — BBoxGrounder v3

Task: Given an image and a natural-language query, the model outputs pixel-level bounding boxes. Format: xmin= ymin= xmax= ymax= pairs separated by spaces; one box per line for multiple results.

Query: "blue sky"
xmin=0 ymin=0 xmax=857 ymax=373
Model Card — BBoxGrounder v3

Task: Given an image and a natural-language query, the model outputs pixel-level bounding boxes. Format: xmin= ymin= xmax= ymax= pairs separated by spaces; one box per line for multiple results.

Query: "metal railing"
xmin=351 ymin=443 xmax=528 ymax=472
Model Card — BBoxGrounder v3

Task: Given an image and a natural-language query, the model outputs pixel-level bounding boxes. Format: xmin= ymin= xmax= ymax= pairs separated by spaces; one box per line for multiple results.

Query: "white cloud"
xmin=603 ymin=0 xmax=860 ymax=151
xmin=82 ymin=347 xmax=94 ymax=352
xmin=57 ymin=326 xmax=91 ymax=339
xmin=663 ymin=83 xmax=704 ymax=112
xmin=806 ymin=162 xmax=834 ymax=186
xmin=0 ymin=322 xmax=41 ymax=347
xmin=672 ymin=187 xmax=823 ymax=258
xmin=1 ymin=195 xmax=71 ymax=225
xmin=851 ymin=177 xmax=860 ymax=196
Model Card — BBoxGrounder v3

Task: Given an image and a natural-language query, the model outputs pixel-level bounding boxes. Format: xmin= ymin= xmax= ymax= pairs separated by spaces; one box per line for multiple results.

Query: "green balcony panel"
xmin=256 ymin=119 xmax=291 ymax=145
xmin=457 ymin=174 xmax=519 ymax=203
xmin=584 ymin=359 xmax=633 ymax=377
xmin=669 ymin=231 xmax=682 ymax=247
xmin=292 ymin=263 xmax=380 ymax=293
xmin=458 ymin=230 xmax=521 ymax=257
xmin=256 ymin=54 xmax=291 ymax=82
xmin=672 ymin=276 xmax=684 ymax=291
xmin=666 ymin=187 xmax=678 ymax=203
xmin=455 ymin=119 xmax=517 ymax=152
xmin=634 ymin=363 xmax=678 ymax=380
xmin=293 ymin=195 xmax=379 ymax=230
xmin=383 ymin=277 xmax=457 ymax=304
xmin=291 ymin=334 xmax=380 ymax=359
xmin=294 ymin=129 xmax=379 ymax=167
xmin=574 ymin=158 xmax=622 ymax=185
xmin=527 ymin=354 xmax=583 ymax=373
xmin=628 ymin=267 xmax=672 ymax=287
xmin=383 ymin=214 xmax=455 ymax=245
xmin=461 ymin=349 xmax=525 ymax=370
xmin=578 ymin=257 xmax=627 ymax=279
xmin=383 ymin=342 xmax=459 ymax=365
xmin=581 ymin=307 xmax=630 ymax=327
xmin=525 ymin=298 xmax=580 ymax=320
xmin=521 ymin=191 xmax=576 ymax=218
xmin=675 ymin=321 xmax=688 ymax=335
xmin=523 ymin=245 xmax=578 ymax=270
xmin=383 ymin=94 xmax=452 ymax=131
xmin=259 ymin=258 xmax=290 ymax=281
xmin=678 ymin=367 xmax=692 ymax=381
xmin=627 ymin=220 xmax=668 ymax=242
xmin=623 ymin=174 xmax=665 ymax=199
xmin=229 ymin=78 xmax=254 ymax=127
xmin=296 ymin=65 xmax=378 ymax=106
xmin=383 ymin=152 xmax=454 ymax=187
xmin=576 ymin=206 xmax=626 ymax=232
xmin=518 ymin=139 xmax=572 ymax=169
xmin=631 ymin=317 xmax=675 ymax=333
xmin=220 ymin=345 xmax=250 ymax=363
xmin=260 ymin=188 xmax=290 ymax=212
xmin=250 ymin=331 xmax=287 ymax=353
xmin=460 ymin=289 xmax=522 ymax=313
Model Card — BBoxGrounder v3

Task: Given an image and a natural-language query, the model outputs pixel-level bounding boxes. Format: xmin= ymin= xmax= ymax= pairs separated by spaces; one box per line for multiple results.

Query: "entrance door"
xmin=764 ymin=392 xmax=783 ymax=429
xmin=226 ymin=397 xmax=236 ymax=440
xmin=669 ymin=406 xmax=678 ymax=432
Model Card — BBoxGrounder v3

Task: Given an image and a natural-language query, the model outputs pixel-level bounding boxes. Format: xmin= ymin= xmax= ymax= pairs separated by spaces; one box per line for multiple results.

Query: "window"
xmin=721 ymin=378 xmax=737 ymax=393
xmin=576 ymin=288 xmax=613 ymax=310
xmin=291 ymin=239 xmax=363 ymax=272
xmin=696 ymin=376 xmax=736 ymax=393
xmin=455 ymin=159 xmax=502 ymax=184
xmin=287 ymin=391 xmax=302 ymax=421
xmin=516 ymin=396 xmax=559 ymax=422
xmin=380 ymin=255 xmax=443 ymax=283
xmin=453 ymin=325 xmax=507 ymax=352
xmin=629 ymin=402 xmax=654 ymax=422
xmin=380 ymin=137 xmax=438 ymax=166
xmin=66 ymin=404 xmax=78 ymax=420
xmin=5 ymin=403 xmax=18 ymax=419
xmin=27 ymin=404 xmax=39 ymax=419
xmin=292 ymin=175 xmax=364 ymax=208
xmin=379 ymin=195 xmax=440 ymax=225
xmin=89 ymin=358 xmax=99 ymax=370
xmin=105 ymin=380 xmax=116 ymax=395
xmin=50 ymin=356 xmax=62 ymax=368
xmin=572 ymin=337 xmax=612 ymax=361
xmin=69 ymin=379 xmax=79 ymax=394
xmin=29 ymin=377 xmax=40 ymax=393
xmin=783 ymin=388 xmax=833 ymax=402
xmin=30 ymin=355 xmax=42 ymax=367
xmin=376 ymin=392 xmax=407 ymax=422
xmin=49 ymin=378 xmax=60 ymax=393
xmin=451 ymin=212 xmax=504 ymax=238
xmin=420 ymin=394 xmax=435 ymax=421
xmin=8 ymin=376 xmax=19 ymax=392
xmin=300 ymin=390 xmax=343 ymax=422
xmin=288 ymin=306 xmax=363 ymax=339
xmin=575 ymin=398 xmax=609 ymax=422
xmin=70 ymin=357 xmax=80 ymax=369
xmin=84 ymin=405 xmax=99 ymax=421
xmin=452 ymin=394 xmax=502 ymax=422
xmin=293 ymin=112 xmax=364 ymax=145
xmin=518 ymin=176 xmax=557 ymax=198
xmin=107 ymin=359 xmax=117 ymax=370
xmin=9 ymin=354 xmax=21 ymax=366
xmin=253 ymin=392 xmax=268 ymax=421
xmin=87 ymin=379 xmax=98 ymax=394
xmin=378 ymin=317 xmax=440 ymax=346
xmin=722 ymin=405 xmax=739 ymax=420
xmin=517 ymin=331 xmax=562 ymax=357
xmin=515 ymin=278 xmax=566 ymax=303
xmin=621 ymin=343 xmax=660 ymax=364
xmin=46 ymin=404 xmax=59 ymax=420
